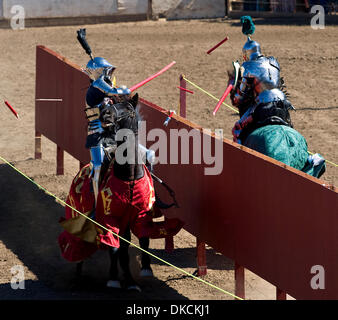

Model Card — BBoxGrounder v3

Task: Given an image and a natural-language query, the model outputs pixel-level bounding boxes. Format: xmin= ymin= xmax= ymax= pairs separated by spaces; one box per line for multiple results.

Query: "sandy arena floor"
xmin=0 ymin=18 xmax=337 ymax=300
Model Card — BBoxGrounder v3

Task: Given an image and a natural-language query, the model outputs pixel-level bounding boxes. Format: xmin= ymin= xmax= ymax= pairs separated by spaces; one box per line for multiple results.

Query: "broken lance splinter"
xmin=213 ymin=61 xmax=240 ymax=116
xmin=4 ymin=100 xmax=19 ymax=119
xmin=213 ymin=84 xmax=233 ymax=116
xmin=207 ymin=36 xmax=229 ymax=55
xmin=177 ymin=86 xmax=194 ymax=94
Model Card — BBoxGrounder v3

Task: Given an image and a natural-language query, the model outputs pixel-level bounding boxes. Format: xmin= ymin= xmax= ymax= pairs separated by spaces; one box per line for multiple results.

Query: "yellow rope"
xmin=183 ymin=76 xmax=239 ymax=114
xmin=183 ymin=76 xmax=338 ymax=168
xmin=0 ymin=155 xmax=244 ymax=301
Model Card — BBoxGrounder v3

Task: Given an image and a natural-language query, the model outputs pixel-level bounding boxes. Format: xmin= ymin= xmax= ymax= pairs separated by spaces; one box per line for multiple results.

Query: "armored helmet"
xmin=242 ymin=38 xmax=261 ymax=61
xmin=85 ymin=57 xmax=116 ymax=81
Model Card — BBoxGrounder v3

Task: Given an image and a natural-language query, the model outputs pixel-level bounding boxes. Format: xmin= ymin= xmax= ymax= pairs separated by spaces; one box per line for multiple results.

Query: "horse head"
xmin=100 ymin=93 xmax=139 ymax=135
xmin=99 ymin=93 xmax=144 ymax=181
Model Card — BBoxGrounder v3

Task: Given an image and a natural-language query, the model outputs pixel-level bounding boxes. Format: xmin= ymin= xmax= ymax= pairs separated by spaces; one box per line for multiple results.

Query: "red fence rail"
xmin=35 ymin=45 xmax=338 ymax=300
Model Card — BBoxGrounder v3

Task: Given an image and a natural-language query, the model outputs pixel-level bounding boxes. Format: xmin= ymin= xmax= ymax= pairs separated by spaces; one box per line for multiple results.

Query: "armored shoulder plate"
xmin=92 ymin=77 xmax=131 ymax=96
xmin=267 ymin=56 xmax=280 ymax=71
xmin=242 ymin=56 xmax=281 ymax=94
xmin=255 ymin=88 xmax=286 ymax=104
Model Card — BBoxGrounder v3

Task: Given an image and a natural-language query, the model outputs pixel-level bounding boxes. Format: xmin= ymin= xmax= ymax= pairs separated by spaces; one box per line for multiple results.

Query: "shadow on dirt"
xmin=296 ymin=105 xmax=338 ymax=111
xmin=0 ymin=163 xmax=189 ymax=300
xmin=0 ymin=280 xmax=73 ymax=300
xmin=143 ymin=247 xmax=234 ymax=272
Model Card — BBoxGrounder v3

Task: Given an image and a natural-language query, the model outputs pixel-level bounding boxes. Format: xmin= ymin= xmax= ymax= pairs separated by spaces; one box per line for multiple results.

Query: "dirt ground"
xmin=0 ymin=18 xmax=337 ymax=301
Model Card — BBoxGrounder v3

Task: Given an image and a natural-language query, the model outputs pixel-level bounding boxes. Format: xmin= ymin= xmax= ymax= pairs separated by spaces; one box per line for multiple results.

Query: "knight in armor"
xmin=228 ymin=16 xmax=325 ymax=178
xmin=84 ymin=57 xmax=131 ymax=152
xmin=230 ymin=37 xmax=294 ymax=145
xmin=77 ymin=29 xmax=177 ymax=210
xmin=84 ymin=57 xmax=131 ymax=204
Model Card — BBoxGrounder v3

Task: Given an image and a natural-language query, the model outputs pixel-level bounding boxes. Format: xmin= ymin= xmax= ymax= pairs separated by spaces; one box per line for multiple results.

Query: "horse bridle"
xmin=110 ymin=102 xmax=137 ymax=130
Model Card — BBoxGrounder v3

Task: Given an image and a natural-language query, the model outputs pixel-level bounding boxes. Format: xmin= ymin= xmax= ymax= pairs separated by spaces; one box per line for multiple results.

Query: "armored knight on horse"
xmin=228 ymin=16 xmax=326 ymax=178
xmin=58 ymin=29 xmax=183 ymax=291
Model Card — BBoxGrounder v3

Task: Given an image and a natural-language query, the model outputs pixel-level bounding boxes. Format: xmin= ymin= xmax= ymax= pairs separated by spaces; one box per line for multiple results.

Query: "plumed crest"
xmin=240 ymin=16 xmax=255 ymax=36
xmin=77 ymin=28 xmax=93 ymax=59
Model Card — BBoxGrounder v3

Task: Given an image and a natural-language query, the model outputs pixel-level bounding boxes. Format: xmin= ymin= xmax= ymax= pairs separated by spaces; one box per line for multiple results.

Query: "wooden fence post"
xmin=179 ymin=74 xmax=186 ymax=118
xmin=235 ymin=262 xmax=245 ymax=299
xmin=35 ymin=131 xmax=42 ymax=159
xmin=196 ymin=238 xmax=207 ymax=276
xmin=276 ymin=287 xmax=287 ymax=300
xmin=56 ymin=145 xmax=64 ymax=175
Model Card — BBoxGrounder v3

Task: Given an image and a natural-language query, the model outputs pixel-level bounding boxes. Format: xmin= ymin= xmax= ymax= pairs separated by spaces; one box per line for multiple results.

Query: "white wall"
xmin=153 ymin=0 xmax=225 ymax=20
xmin=116 ymin=0 xmax=148 ymax=15
xmin=1 ymin=0 xmax=148 ymax=19
xmin=0 ymin=0 xmax=225 ymax=20
xmin=152 ymin=0 xmax=176 ymax=16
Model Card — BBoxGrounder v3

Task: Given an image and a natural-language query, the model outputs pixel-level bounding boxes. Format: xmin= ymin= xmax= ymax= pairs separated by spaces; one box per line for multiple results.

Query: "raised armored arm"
xmin=92 ymin=76 xmax=131 ymax=97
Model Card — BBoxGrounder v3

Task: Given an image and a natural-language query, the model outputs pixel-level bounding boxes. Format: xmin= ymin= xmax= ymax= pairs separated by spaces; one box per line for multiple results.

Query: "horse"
xmin=58 ymin=93 xmax=183 ymax=291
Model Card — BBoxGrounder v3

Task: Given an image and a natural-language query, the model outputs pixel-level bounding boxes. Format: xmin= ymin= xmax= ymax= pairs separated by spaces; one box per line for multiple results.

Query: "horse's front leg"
xmin=118 ymin=228 xmax=141 ymax=292
xmin=139 ymin=237 xmax=153 ymax=277
xmin=107 ymin=246 xmax=121 ymax=289
xmin=76 ymin=261 xmax=84 ymax=278
xmin=70 ymin=261 xmax=86 ymax=289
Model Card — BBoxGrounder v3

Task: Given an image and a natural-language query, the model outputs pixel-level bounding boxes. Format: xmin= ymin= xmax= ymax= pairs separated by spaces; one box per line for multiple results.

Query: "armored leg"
xmin=89 ymin=145 xmax=105 ymax=204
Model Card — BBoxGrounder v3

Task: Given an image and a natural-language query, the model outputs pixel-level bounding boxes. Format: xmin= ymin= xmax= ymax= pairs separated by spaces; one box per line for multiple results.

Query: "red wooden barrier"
xmin=35 ymin=46 xmax=338 ymax=299
xmin=139 ymin=99 xmax=338 ymax=300
xmin=35 ymin=46 xmax=90 ymax=167
xmin=179 ymin=74 xmax=206 ymax=276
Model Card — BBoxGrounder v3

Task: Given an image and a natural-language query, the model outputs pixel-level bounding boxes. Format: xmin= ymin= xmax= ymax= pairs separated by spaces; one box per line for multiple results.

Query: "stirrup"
xmin=140 ymin=268 xmax=153 ymax=278
xmin=106 ymin=280 xmax=121 ymax=289
xmin=127 ymin=284 xmax=142 ymax=292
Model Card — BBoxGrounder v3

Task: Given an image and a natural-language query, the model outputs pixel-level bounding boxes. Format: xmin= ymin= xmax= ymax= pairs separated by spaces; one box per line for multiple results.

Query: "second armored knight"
xmin=227 ymin=16 xmax=325 ymax=178
xmin=230 ymin=34 xmax=294 ymax=144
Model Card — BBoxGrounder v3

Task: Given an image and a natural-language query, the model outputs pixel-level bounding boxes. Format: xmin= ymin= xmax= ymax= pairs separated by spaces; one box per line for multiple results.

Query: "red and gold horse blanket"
xmin=58 ymin=163 xmax=183 ymax=262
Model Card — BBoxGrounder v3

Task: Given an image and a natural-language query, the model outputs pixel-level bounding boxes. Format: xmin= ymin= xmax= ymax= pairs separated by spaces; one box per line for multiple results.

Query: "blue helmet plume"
xmin=240 ymin=16 xmax=255 ymax=36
